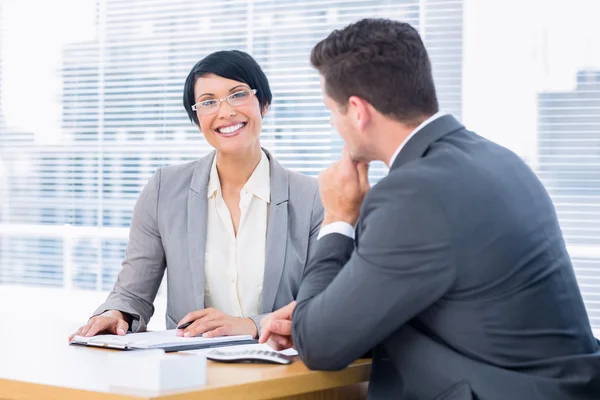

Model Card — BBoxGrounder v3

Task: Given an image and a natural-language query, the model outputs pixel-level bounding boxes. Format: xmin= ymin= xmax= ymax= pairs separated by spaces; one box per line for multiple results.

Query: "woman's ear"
xmin=261 ymin=103 xmax=270 ymax=118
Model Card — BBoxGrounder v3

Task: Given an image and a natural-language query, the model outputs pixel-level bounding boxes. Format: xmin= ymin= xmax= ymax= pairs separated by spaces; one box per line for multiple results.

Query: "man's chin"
xmin=349 ymin=149 xmax=373 ymax=163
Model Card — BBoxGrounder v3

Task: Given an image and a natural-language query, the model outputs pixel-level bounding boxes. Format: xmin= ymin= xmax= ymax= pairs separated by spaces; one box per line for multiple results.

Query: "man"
xmin=259 ymin=18 xmax=600 ymax=400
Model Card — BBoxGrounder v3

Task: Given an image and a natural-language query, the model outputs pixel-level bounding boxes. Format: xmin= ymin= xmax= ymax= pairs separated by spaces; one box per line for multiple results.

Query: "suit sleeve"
xmin=306 ymin=185 xmax=325 ymax=267
xmin=293 ymin=175 xmax=456 ymax=370
xmin=93 ymin=169 xmax=167 ymax=332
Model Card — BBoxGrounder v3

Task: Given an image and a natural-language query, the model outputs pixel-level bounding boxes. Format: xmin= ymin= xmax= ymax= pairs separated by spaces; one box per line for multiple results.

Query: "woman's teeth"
xmin=218 ymin=123 xmax=245 ymax=134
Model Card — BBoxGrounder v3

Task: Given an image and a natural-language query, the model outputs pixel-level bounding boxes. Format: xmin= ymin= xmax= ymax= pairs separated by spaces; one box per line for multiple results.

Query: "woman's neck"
xmin=215 ymin=144 xmax=263 ymax=189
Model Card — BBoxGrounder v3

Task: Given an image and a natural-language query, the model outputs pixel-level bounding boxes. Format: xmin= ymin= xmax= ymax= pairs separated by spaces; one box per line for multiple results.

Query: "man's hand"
xmin=176 ymin=308 xmax=258 ymax=338
xmin=259 ymin=301 xmax=296 ymax=351
xmin=68 ymin=310 xmax=130 ymax=341
xmin=318 ymin=147 xmax=370 ymax=227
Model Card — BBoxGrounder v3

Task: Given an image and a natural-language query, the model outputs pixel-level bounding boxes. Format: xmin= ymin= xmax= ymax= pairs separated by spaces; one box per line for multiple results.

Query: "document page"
xmin=72 ymin=329 xmax=253 ymax=349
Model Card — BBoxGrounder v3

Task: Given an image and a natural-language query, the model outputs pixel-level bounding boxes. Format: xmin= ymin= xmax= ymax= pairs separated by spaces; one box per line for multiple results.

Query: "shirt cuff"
xmin=318 ymin=221 xmax=355 ymax=240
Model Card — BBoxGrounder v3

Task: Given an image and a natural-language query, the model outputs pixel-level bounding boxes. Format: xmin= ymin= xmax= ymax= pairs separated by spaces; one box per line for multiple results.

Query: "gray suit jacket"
xmin=293 ymin=115 xmax=600 ymax=399
xmin=95 ymin=148 xmax=323 ymax=333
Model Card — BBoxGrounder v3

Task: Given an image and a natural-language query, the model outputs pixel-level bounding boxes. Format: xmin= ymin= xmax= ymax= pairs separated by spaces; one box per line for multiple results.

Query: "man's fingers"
xmin=260 ymin=301 xmax=296 ymax=343
xmin=260 ymin=315 xmax=271 ymax=329
xmin=357 ymin=162 xmax=370 ymax=191
xmin=269 ymin=319 xmax=292 ymax=336
xmin=272 ymin=301 xmax=296 ymax=319
xmin=258 ymin=316 xmax=274 ymax=343
xmin=258 ymin=332 xmax=270 ymax=344
xmin=341 ymin=145 xmax=353 ymax=164
xmin=266 ymin=334 xmax=294 ymax=351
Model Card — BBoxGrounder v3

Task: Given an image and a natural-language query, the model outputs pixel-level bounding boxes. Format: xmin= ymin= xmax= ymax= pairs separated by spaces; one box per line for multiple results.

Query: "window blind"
xmin=1 ymin=0 xmax=598 ymax=331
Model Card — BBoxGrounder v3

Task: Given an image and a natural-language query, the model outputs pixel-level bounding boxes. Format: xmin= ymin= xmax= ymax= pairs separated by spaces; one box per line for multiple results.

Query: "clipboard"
xmin=70 ymin=329 xmax=257 ymax=352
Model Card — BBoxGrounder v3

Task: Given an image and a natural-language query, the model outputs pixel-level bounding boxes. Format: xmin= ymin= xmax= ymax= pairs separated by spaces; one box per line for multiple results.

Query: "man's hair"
xmin=183 ymin=50 xmax=272 ymax=126
xmin=311 ymin=18 xmax=439 ymax=124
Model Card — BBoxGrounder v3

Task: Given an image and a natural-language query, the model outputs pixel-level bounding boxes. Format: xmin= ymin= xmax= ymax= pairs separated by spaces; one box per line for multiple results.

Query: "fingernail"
xmin=184 ymin=332 xmax=191 ymax=337
xmin=118 ymin=328 xmax=125 ymax=335
xmin=202 ymin=333 xmax=209 ymax=338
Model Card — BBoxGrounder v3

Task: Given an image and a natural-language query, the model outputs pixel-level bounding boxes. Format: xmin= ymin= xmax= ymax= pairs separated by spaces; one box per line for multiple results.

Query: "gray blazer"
xmin=95 ymin=148 xmax=323 ymax=333
xmin=293 ymin=115 xmax=600 ymax=399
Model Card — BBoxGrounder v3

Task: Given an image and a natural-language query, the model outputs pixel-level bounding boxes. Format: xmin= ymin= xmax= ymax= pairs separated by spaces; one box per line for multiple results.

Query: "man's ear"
xmin=348 ymin=96 xmax=371 ymax=132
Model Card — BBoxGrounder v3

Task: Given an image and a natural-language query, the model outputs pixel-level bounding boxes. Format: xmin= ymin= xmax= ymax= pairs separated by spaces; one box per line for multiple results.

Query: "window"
xmin=0 ymin=0 xmax=598 ymax=333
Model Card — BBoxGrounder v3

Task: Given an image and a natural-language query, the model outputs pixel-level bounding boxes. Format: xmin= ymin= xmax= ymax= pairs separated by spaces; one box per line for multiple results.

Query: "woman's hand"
xmin=68 ymin=310 xmax=130 ymax=341
xmin=176 ymin=308 xmax=258 ymax=338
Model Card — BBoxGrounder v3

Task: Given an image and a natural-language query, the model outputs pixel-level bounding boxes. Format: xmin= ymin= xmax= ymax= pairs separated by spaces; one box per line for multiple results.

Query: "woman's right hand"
xmin=68 ymin=310 xmax=130 ymax=342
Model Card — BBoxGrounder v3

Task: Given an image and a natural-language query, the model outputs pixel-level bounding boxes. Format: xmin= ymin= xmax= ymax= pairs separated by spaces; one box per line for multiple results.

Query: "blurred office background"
xmin=0 ymin=0 xmax=598 ymax=333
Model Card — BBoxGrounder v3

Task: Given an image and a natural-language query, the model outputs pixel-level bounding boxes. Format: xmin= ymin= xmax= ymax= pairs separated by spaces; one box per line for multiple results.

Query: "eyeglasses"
xmin=192 ymin=89 xmax=257 ymax=115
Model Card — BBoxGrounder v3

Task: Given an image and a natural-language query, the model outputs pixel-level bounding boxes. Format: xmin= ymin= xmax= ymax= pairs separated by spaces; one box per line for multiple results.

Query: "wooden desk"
xmin=0 ymin=321 xmax=371 ymax=400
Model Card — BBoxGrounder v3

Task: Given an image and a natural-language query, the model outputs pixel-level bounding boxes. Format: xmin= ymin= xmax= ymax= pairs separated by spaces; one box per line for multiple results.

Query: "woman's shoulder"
xmin=151 ymin=152 xmax=215 ymax=197
xmin=159 ymin=152 xmax=215 ymax=183
xmin=285 ymin=168 xmax=318 ymax=191
xmin=276 ymin=164 xmax=319 ymax=210
xmin=267 ymin=150 xmax=318 ymax=196
xmin=159 ymin=159 xmax=200 ymax=180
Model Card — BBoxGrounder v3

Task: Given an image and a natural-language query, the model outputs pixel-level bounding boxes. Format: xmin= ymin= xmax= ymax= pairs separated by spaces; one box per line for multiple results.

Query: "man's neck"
xmin=377 ymin=117 xmax=429 ymax=167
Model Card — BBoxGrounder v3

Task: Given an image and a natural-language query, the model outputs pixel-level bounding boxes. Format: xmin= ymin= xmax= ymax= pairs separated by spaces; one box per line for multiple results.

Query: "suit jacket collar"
xmin=190 ymin=148 xmax=288 ymax=203
xmin=390 ymin=114 xmax=464 ymax=171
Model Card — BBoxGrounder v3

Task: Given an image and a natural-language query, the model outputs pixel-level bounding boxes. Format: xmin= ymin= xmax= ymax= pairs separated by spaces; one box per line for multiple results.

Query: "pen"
xmin=177 ymin=321 xmax=193 ymax=329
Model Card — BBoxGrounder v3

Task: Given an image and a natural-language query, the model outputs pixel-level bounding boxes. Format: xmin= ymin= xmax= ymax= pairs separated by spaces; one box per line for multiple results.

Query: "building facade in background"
xmin=538 ymin=70 xmax=600 ymax=326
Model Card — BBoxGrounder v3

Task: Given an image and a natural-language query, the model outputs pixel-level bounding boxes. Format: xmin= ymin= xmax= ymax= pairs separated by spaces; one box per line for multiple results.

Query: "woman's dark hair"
xmin=183 ymin=50 xmax=272 ymax=126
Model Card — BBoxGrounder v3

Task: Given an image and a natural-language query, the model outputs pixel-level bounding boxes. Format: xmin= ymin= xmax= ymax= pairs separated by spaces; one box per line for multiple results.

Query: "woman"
xmin=69 ymin=50 xmax=323 ymax=340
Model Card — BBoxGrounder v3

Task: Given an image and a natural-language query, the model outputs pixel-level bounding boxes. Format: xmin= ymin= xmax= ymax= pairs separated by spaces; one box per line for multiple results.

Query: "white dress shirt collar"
xmin=207 ymin=149 xmax=271 ymax=203
xmin=388 ymin=111 xmax=448 ymax=168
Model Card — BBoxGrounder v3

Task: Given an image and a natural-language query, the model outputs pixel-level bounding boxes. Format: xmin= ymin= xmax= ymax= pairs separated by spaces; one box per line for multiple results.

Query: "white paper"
xmin=72 ymin=329 xmax=253 ymax=349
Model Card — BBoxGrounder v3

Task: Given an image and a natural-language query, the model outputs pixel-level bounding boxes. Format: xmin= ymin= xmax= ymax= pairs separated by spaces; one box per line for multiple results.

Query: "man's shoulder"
xmin=370 ymin=161 xmax=439 ymax=200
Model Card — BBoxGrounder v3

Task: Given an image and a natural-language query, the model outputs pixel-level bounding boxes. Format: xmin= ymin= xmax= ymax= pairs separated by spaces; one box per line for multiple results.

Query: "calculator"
xmin=206 ymin=348 xmax=294 ymax=365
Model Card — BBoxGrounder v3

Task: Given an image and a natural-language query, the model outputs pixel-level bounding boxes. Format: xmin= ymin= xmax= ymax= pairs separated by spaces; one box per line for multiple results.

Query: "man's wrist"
xmin=323 ymin=213 xmax=358 ymax=227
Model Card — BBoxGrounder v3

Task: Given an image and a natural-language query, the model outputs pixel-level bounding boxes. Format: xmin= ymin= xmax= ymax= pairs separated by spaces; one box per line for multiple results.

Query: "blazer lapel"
xmin=391 ymin=114 xmax=464 ymax=171
xmin=261 ymin=149 xmax=289 ymax=313
xmin=187 ymin=151 xmax=215 ymax=309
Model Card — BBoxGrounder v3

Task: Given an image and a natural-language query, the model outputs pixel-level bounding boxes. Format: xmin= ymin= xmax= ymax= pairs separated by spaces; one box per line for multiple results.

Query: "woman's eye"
xmin=200 ymin=100 xmax=217 ymax=107
xmin=231 ymin=91 xmax=248 ymax=99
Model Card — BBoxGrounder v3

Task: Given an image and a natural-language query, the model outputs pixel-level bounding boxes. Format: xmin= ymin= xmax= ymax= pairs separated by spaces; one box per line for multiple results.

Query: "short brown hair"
xmin=311 ymin=18 xmax=439 ymax=124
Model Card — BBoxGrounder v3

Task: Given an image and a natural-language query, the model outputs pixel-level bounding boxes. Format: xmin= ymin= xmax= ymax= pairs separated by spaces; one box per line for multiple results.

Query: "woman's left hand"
xmin=176 ymin=308 xmax=258 ymax=338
